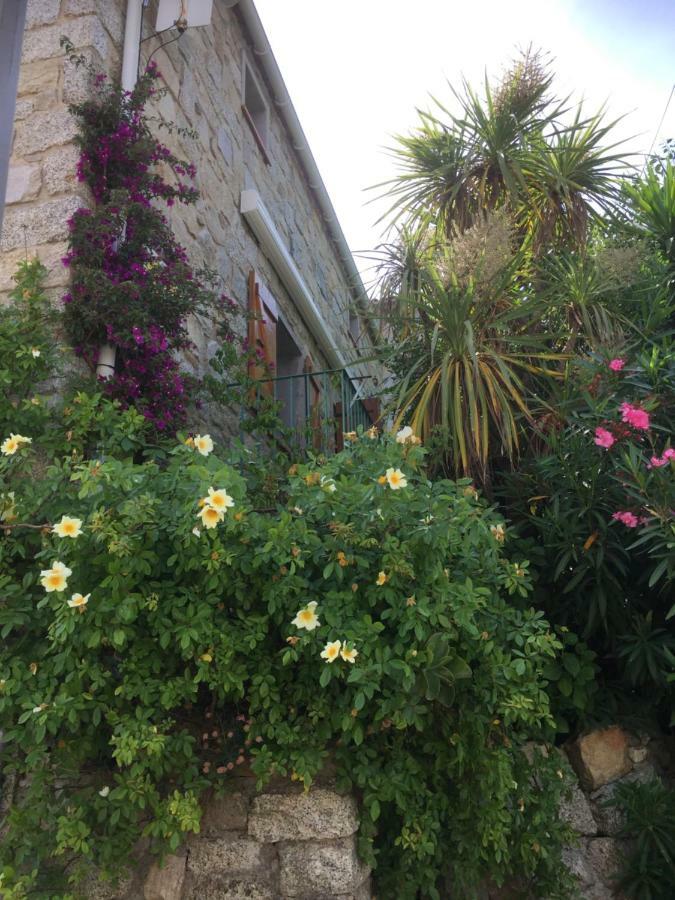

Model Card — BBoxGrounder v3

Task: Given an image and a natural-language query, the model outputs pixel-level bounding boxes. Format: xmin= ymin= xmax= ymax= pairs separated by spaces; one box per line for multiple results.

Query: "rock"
xmin=627 ymin=747 xmax=648 ymax=765
xmin=248 ymin=789 xmax=359 ymax=843
xmin=187 ymin=835 xmax=268 ymax=876
xmin=12 ymin=110 xmax=78 ymax=157
xmin=559 ymin=781 xmax=597 ymax=835
xmin=567 ymin=727 xmax=632 ymax=791
xmin=144 ymin=853 xmax=186 ymax=900
xmin=26 ymin=0 xmax=61 ymax=28
xmin=201 ymin=791 xmax=250 ymax=834
xmin=21 ymin=16 xmax=108 ymax=64
xmin=18 ymin=59 xmax=62 ymax=96
xmin=278 ymin=837 xmax=367 ymax=897
xmin=590 ymin=764 xmax=659 ymax=836
xmin=182 ymin=874 xmax=274 ymax=900
xmin=76 ymin=870 xmax=135 ymax=899
xmin=584 ymin=837 xmax=625 ymax=887
xmin=0 ymin=196 xmax=85 ymax=252
xmin=42 ymin=145 xmax=82 ymax=196
xmin=5 ymin=163 xmax=41 ymax=204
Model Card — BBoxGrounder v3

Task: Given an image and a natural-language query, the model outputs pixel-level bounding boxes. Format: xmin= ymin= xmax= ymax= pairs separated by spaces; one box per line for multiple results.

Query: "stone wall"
xmin=2 ymin=0 xmax=380 ymax=401
xmin=83 ymin=777 xmax=371 ymax=900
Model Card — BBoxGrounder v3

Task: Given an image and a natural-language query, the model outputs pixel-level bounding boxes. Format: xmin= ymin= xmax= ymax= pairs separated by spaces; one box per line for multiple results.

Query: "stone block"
xmin=248 ymin=789 xmax=359 ymax=843
xmin=14 ymin=99 xmax=35 ymax=121
xmin=5 ymin=163 xmax=41 ymax=204
xmin=26 ymin=0 xmax=61 ymax=28
xmin=559 ymin=781 xmax=597 ymax=836
xmin=187 ymin=835 xmax=266 ymax=875
xmin=21 ymin=16 xmax=108 ymax=64
xmin=143 ymin=853 xmax=187 ymax=900
xmin=12 ymin=110 xmax=78 ymax=158
xmin=63 ymin=0 xmax=124 ymax=44
xmin=0 ymin=242 xmax=69 ymax=294
xmin=182 ymin=875 xmax=274 ymax=900
xmin=201 ymin=791 xmax=250 ymax=835
xmin=278 ymin=837 xmax=367 ymax=897
xmin=0 ymin=196 xmax=84 ymax=252
xmin=18 ymin=58 xmax=62 ymax=96
xmin=77 ymin=870 xmax=135 ymax=899
xmin=584 ymin=837 xmax=624 ymax=886
xmin=42 ymin=145 xmax=81 ymax=196
xmin=590 ymin=763 xmax=659 ymax=835
xmin=567 ymin=727 xmax=632 ymax=791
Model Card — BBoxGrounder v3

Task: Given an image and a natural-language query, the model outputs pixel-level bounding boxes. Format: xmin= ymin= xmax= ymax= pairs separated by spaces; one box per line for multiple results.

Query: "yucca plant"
xmin=378 ymin=49 xmax=628 ymax=255
xmin=384 ymin=248 xmax=563 ymax=480
xmin=623 ymin=161 xmax=675 ymax=284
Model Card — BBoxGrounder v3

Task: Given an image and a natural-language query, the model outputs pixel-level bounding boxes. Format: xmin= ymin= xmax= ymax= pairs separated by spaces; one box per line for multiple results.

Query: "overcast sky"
xmin=253 ymin=0 xmax=675 ymax=276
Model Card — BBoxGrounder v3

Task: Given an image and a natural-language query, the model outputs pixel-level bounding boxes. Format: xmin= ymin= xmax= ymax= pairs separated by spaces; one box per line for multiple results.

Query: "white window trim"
xmin=240 ymin=50 xmax=270 ymax=149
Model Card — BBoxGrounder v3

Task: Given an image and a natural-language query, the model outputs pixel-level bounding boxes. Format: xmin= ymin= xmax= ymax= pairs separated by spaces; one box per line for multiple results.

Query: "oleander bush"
xmin=0 ymin=276 xmax=576 ymax=897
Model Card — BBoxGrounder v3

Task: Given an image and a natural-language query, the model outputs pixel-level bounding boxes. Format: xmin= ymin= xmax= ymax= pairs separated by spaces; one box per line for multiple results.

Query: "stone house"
xmin=0 ymin=0 xmax=381 ymax=445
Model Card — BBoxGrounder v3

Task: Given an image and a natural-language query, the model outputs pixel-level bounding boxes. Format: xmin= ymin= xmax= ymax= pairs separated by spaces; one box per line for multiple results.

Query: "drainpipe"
xmin=228 ymin=0 xmax=376 ymax=350
xmin=95 ymin=0 xmax=144 ymax=379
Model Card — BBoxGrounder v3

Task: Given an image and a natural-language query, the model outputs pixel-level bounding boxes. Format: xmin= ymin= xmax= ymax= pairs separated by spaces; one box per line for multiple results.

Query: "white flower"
xmin=67 ymin=592 xmax=90 ymax=611
xmin=198 ymin=505 xmax=224 ymax=529
xmin=320 ymin=476 xmax=337 ymax=493
xmin=1 ymin=433 xmax=32 ymax=456
xmin=40 ymin=561 xmax=72 ymax=593
xmin=292 ymin=601 xmax=320 ymax=631
xmin=385 ymin=468 xmax=407 ymax=490
xmin=320 ymin=640 xmax=341 ymax=663
xmin=193 ymin=434 xmax=214 ymax=456
xmin=192 ymin=526 xmax=201 ymax=537
xmin=340 ymin=645 xmax=358 ymax=664
xmin=98 ymin=786 xmax=110 ymax=798
xmin=205 ymin=487 xmax=234 ymax=511
xmin=396 ymin=426 xmax=414 ymax=443
xmin=53 ymin=515 xmax=83 ymax=539
xmin=31 ymin=348 xmax=41 ymax=358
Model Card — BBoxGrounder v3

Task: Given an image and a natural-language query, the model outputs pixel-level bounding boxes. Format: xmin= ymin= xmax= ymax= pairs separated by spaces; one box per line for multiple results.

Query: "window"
xmin=241 ymin=55 xmax=270 ymax=163
xmin=348 ymin=308 xmax=362 ymax=345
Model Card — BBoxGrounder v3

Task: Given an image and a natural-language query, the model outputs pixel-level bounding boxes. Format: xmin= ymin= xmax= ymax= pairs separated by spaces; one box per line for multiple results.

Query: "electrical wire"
xmin=643 ymin=83 xmax=675 ymax=169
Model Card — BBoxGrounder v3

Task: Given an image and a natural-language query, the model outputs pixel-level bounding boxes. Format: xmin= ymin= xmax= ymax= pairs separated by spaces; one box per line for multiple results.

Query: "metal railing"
xmin=235 ymin=368 xmax=378 ymax=455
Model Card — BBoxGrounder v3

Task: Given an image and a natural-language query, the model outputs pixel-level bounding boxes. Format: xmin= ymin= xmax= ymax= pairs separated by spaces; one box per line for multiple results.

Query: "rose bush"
xmin=1 ymin=311 xmax=576 ymax=897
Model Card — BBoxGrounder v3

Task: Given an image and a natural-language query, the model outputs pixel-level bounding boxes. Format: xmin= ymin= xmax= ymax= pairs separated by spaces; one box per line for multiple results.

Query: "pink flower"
xmin=612 ymin=511 xmax=640 ymax=528
xmin=609 ymin=358 xmax=626 ymax=372
xmin=664 ymin=448 xmax=675 ymax=460
xmin=649 ymin=455 xmax=669 ymax=468
xmin=594 ymin=427 xmax=615 ymax=449
xmin=620 ymin=403 xmax=650 ymax=431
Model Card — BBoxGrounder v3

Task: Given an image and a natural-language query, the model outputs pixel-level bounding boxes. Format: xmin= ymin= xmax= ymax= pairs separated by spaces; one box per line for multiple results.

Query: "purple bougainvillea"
xmin=60 ymin=48 xmax=236 ymax=431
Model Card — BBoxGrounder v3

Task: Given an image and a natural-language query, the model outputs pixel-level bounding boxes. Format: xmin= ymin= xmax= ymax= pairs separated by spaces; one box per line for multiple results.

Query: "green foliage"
xmin=609 ymin=779 xmax=675 ymax=900
xmin=0 ymin=285 xmax=575 ymax=896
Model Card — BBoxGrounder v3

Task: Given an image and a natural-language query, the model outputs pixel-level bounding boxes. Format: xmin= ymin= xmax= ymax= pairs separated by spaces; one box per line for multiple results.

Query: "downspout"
xmin=230 ymin=0 xmax=376 ymax=349
xmin=95 ymin=0 xmax=144 ymax=379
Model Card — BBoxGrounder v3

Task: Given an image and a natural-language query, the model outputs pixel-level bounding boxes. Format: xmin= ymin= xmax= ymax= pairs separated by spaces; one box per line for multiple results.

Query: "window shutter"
xmin=247 ymin=270 xmax=277 ymax=396
xmin=304 ymin=355 xmax=324 ymax=451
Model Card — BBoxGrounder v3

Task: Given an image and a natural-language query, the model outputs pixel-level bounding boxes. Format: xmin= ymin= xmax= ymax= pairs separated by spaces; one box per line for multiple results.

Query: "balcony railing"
xmin=235 ymin=368 xmax=379 ymax=455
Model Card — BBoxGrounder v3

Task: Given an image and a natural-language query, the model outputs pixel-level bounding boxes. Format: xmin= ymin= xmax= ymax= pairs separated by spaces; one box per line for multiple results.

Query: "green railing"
xmin=237 ymin=368 xmax=378 ymax=454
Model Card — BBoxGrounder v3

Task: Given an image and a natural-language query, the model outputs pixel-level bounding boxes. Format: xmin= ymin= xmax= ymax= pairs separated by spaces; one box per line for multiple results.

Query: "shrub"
xmin=0 ymin=375 xmax=575 ymax=898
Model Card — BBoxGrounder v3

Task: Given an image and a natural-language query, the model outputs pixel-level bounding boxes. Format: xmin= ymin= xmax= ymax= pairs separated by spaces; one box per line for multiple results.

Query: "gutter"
xmin=229 ymin=0 xmax=376 ymax=350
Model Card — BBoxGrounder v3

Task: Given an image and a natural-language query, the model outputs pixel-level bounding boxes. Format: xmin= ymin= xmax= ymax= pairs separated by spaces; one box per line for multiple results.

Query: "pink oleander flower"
xmin=620 ymin=403 xmax=650 ymax=431
xmin=648 ymin=447 xmax=675 ymax=468
xmin=609 ymin=358 xmax=626 ymax=372
xmin=594 ymin=427 xmax=615 ymax=449
xmin=612 ymin=511 xmax=640 ymax=528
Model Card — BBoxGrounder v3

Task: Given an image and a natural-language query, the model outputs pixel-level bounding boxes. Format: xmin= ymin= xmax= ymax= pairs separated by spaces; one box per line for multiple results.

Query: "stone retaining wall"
xmin=84 ymin=778 xmax=371 ymax=900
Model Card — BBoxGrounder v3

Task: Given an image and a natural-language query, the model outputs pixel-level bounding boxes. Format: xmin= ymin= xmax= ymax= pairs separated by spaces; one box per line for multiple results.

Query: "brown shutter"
xmin=247 ymin=270 xmax=277 ymax=397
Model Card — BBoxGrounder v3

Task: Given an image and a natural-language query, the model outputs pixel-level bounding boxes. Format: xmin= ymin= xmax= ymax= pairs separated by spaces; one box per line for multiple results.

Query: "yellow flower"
xmin=193 ymin=434 xmax=214 ymax=456
xmin=205 ymin=487 xmax=234 ymax=512
xmin=292 ymin=601 xmax=320 ymax=631
xmin=184 ymin=436 xmax=195 ymax=447
xmin=198 ymin=505 xmax=224 ymax=529
xmin=320 ymin=639 xmax=341 ymax=663
xmin=490 ymin=523 xmax=505 ymax=543
xmin=67 ymin=592 xmax=90 ymax=612
xmin=53 ymin=515 xmax=83 ymax=539
xmin=29 ymin=662 xmax=38 ymax=675
xmin=40 ymin=561 xmax=72 ymax=593
xmin=366 ymin=426 xmax=378 ymax=439
xmin=340 ymin=645 xmax=358 ymax=664
xmin=200 ymin=652 xmax=213 ymax=663
xmin=406 ymin=595 xmax=416 ymax=607
xmin=385 ymin=468 xmax=407 ymax=490
xmin=376 ymin=571 xmax=388 ymax=586
xmin=1 ymin=433 xmax=31 ymax=456
xmin=377 ymin=475 xmax=387 ymax=485
xmin=344 ymin=431 xmax=358 ymax=442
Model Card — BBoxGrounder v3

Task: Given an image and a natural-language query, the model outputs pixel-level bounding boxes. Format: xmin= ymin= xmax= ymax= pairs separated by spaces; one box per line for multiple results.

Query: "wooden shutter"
xmin=304 ymin=355 xmax=324 ymax=451
xmin=247 ymin=270 xmax=277 ymax=396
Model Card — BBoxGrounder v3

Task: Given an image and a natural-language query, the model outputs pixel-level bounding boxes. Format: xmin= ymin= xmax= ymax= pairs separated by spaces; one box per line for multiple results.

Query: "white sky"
xmin=253 ymin=0 xmax=675 ymax=278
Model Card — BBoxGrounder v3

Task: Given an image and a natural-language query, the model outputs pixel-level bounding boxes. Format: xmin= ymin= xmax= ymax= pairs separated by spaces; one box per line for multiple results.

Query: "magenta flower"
xmin=612 ymin=511 xmax=640 ymax=528
xmin=609 ymin=358 xmax=626 ymax=372
xmin=620 ymin=402 xmax=650 ymax=431
xmin=648 ymin=447 xmax=675 ymax=468
xmin=594 ymin=427 xmax=615 ymax=449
